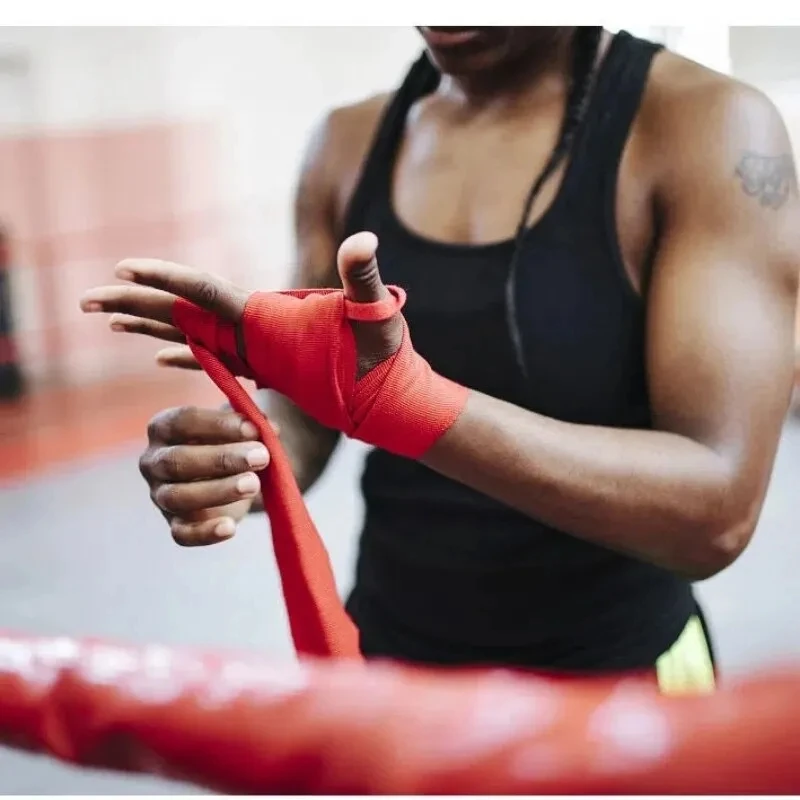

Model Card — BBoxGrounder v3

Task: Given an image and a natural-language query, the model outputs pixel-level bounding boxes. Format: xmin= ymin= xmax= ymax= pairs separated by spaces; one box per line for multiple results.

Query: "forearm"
xmin=422 ymin=392 xmax=747 ymax=579
xmin=245 ymin=391 xmax=340 ymax=513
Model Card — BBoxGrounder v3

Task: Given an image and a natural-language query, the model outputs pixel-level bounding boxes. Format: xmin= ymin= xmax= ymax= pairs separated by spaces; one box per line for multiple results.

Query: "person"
xmin=82 ymin=27 xmax=799 ymax=688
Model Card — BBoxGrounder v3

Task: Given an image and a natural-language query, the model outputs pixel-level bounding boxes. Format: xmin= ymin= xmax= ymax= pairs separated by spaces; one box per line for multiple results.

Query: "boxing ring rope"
xmin=1 ymin=632 xmax=799 ymax=793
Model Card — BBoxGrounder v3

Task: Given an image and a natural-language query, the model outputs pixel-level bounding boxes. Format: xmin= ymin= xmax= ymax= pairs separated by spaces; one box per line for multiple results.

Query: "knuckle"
xmin=155 ymin=446 xmax=183 ymax=480
xmin=175 ymin=404 xmax=200 ymax=427
xmin=113 ymin=285 xmax=131 ymax=302
xmin=117 ymin=286 xmax=139 ymax=312
xmin=213 ymin=448 xmax=239 ymax=475
xmin=138 ymin=449 xmax=156 ymax=480
xmin=153 ymin=483 xmax=180 ymax=513
xmin=146 ymin=410 xmax=171 ymax=443
xmin=196 ymin=278 xmax=220 ymax=307
xmin=167 ymin=405 xmax=200 ymax=439
xmin=148 ymin=405 xmax=193 ymax=442
xmin=149 ymin=486 xmax=164 ymax=511
xmin=219 ymin=414 xmax=247 ymax=442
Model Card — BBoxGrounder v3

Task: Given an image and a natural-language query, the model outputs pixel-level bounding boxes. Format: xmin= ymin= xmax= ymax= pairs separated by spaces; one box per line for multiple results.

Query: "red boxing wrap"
xmin=170 ymin=286 xmax=467 ymax=661
xmin=173 ymin=286 xmax=468 ymax=459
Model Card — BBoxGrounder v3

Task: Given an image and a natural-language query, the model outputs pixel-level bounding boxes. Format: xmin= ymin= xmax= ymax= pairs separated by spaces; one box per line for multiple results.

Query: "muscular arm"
xmin=423 ymin=83 xmax=800 ymax=579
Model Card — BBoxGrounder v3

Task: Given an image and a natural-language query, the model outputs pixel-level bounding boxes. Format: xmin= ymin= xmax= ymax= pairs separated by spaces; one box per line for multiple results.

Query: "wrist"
xmin=350 ymin=334 xmax=469 ymax=459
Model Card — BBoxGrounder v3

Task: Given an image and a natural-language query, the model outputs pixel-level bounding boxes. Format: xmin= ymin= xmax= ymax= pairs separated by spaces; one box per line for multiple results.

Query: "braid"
xmin=513 ymin=26 xmax=603 ymax=242
xmin=506 ymin=26 xmax=603 ymax=380
xmin=561 ymin=26 xmax=604 ymax=156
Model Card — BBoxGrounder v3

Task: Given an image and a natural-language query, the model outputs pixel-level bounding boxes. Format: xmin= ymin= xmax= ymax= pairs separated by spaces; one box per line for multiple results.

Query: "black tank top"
xmin=343 ymin=31 xmax=697 ymax=673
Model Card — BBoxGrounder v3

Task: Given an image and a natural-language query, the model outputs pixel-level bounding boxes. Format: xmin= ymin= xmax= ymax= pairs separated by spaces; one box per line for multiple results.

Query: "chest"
xmin=358 ymin=98 xmax=657 ymax=426
xmin=392 ymin=101 xmax=656 ymax=294
xmin=375 ymin=229 xmax=650 ymax=428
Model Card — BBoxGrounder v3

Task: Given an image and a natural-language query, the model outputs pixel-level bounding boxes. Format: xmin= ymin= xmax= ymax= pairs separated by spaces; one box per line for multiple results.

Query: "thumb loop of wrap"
xmin=342 ymin=286 xmax=406 ymax=323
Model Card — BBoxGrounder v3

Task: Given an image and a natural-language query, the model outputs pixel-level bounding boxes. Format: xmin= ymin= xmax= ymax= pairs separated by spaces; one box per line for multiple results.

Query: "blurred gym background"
xmin=0 ymin=26 xmax=798 ymax=793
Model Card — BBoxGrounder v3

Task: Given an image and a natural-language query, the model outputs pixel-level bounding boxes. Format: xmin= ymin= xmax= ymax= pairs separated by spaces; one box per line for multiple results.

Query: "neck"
xmin=438 ymin=28 xmax=576 ymax=112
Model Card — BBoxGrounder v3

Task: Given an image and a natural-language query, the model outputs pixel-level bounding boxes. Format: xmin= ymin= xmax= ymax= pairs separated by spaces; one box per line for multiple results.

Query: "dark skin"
xmin=83 ymin=27 xmax=799 ymax=580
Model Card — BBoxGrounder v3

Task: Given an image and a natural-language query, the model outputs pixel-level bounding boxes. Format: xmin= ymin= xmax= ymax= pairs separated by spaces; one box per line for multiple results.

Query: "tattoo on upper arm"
xmin=735 ymin=151 xmax=798 ymax=210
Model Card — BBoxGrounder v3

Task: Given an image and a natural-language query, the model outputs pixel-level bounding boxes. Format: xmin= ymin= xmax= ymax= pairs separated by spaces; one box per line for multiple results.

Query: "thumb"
xmin=337 ymin=231 xmax=388 ymax=304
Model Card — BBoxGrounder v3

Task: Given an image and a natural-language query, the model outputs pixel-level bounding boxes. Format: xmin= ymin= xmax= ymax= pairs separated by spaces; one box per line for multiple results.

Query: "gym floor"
xmin=1 ymin=382 xmax=799 ymax=794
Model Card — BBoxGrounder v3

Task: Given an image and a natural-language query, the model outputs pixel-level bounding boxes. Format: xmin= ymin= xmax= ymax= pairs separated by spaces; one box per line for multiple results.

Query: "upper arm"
xmin=292 ymin=113 xmax=345 ymax=290
xmin=271 ymin=95 xmax=390 ymax=487
xmin=292 ymin=93 xmax=391 ymax=290
xmin=646 ymin=78 xmax=799 ymax=532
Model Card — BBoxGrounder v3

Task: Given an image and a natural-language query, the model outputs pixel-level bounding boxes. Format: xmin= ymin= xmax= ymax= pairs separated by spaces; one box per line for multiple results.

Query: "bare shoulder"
xmin=643 ymin=50 xmax=797 ymax=207
xmin=326 ymin=92 xmax=394 ymax=140
xmin=298 ymin=92 xmax=393 ymax=231
xmin=639 ymin=49 xmax=799 ymax=281
xmin=645 ymin=49 xmax=787 ymax=133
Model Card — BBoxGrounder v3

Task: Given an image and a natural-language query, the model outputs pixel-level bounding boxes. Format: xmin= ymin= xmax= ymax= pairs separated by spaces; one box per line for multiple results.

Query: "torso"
xmin=323 ymin=31 xmax=713 ymax=672
xmin=330 ymin=32 xmax=679 ymax=293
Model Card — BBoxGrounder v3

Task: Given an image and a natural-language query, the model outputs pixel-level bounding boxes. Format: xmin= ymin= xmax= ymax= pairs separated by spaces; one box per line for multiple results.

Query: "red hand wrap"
xmin=170 ymin=286 xmax=466 ymax=661
xmin=179 ymin=345 xmax=361 ymax=660
xmin=173 ymin=286 xmax=468 ymax=459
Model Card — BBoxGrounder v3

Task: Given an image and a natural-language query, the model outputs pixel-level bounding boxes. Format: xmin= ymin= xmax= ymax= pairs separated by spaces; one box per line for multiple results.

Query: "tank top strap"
xmin=343 ymin=52 xmax=440 ymax=239
xmin=556 ymin=30 xmax=663 ymax=212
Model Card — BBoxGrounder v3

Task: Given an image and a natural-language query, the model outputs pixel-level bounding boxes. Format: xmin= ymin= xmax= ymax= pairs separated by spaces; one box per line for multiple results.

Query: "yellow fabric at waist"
xmin=655 ymin=615 xmax=716 ymax=695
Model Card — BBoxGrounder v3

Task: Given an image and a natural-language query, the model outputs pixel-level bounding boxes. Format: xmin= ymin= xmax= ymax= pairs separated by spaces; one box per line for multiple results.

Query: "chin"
xmin=417 ymin=26 xmax=512 ymax=76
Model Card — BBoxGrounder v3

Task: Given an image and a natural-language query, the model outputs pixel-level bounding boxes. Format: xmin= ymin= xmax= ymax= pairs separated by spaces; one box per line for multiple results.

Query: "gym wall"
xmin=0 ymin=27 xmax=796 ymax=389
xmin=0 ymin=27 xmax=419 ymax=386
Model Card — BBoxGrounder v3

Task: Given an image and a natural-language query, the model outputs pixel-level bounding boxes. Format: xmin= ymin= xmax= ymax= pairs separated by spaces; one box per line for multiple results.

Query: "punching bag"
xmin=0 ymin=226 xmax=24 ymax=400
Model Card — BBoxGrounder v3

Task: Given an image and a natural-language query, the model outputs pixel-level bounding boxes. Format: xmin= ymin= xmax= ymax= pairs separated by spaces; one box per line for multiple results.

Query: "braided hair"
xmin=506 ymin=26 xmax=604 ymax=379
xmin=514 ymin=25 xmax=604 ymax=244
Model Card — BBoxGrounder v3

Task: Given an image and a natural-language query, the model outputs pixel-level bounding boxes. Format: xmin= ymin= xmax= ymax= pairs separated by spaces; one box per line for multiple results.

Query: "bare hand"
xmin=139 ymin=406 xmax=271 ymax=546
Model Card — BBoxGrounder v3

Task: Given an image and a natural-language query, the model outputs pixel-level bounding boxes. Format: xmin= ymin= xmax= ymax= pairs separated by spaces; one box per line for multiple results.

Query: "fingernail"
xmin=246 ymin=446 xmax=269 ymax=468
xmin=240 ymin=421 xmax=259 ymax=439
xmin=83 ymin=302 xmax=102 ymax=313
xmin=215 ymin=518 xmax=236 ymax=538
xmin=116 ymin=267 xmax=135 ymax=282
xmin=110 ymin=323 xmax=124 ymax=332
xmin=236 ymin=473 xmax=260 ymax=495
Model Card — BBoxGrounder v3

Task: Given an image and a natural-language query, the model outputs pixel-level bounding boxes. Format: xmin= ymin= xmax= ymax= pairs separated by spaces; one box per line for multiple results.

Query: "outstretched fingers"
xmin=115 ymin=259 xmax=249 ymax=322
xmin=110 ymin=314 xmax=186 ymax=344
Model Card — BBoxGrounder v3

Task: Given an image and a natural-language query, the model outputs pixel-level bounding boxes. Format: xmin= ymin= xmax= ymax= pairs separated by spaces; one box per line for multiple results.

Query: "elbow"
xmin=679 ymin=497 xmax=759 ymax=581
